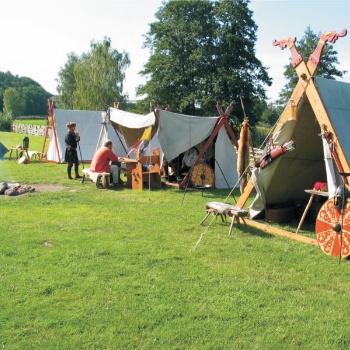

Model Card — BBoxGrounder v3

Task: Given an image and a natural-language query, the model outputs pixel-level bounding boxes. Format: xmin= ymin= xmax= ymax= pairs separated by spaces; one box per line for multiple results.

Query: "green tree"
xmin=56 ymin=52 xmax=80 ymax=109
xmin=278 ymin=26 xmax=347 ymax=104
xmin=73 ymin=38 xmax=130 ymax=110
xmin=0 ymin=71 xmax=51 ymax=115
xmin=138 ymin=0 xmax=271 ymax=126
xmin=3 ymin=87 xmax=26 ymax=117
xmin=0 ymin=71 xmax=16 ymax=112
xmin=260 ymin=103 xmax=282 ymax=126
xmin=0 ymin=111 xmax=13 ymax=131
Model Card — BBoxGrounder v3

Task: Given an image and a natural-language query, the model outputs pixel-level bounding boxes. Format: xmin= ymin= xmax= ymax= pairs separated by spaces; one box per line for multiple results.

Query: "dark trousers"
xmin=66 ymin=149 xmax=79 ymax=175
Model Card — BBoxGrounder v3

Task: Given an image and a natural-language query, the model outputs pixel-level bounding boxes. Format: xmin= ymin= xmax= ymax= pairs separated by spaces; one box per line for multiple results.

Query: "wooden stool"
xmin=199 ymin=201 xmax=248 ymax=235
xmin=9 ymin=147 xmax=29 ymax=161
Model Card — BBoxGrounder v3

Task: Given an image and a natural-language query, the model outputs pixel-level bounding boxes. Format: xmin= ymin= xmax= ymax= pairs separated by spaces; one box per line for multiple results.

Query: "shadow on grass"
xmin=198 ymin=219 xmax=274 ymax=240
xmin=236 ymin=223 xmax=275 ymax=239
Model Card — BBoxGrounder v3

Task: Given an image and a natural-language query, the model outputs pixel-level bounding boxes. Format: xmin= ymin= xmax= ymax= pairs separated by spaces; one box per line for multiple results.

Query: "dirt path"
xmin=29 ymin=184 xmax=67 ymax=192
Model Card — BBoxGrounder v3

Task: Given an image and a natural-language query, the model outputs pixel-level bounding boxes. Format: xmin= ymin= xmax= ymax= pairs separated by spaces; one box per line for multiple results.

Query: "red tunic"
xmin=90 ymin=147 xmax=119 ymax=173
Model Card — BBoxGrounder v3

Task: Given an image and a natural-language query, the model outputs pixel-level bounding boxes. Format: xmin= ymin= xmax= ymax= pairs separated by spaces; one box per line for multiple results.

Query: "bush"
xmin=0 ymin=112 xmax=13 ymax=131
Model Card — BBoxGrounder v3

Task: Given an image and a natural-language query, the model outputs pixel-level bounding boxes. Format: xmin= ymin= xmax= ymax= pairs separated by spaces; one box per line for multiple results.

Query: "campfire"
xmin=0 ymin=182 xmax=35 ymax=196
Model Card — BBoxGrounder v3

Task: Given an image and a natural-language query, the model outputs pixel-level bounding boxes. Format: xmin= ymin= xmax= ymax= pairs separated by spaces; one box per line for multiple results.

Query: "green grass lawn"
xmin=13 ymin=118 xmax=46 ymax=126
xmin=1 ymin=131 xmax=350 ymax=349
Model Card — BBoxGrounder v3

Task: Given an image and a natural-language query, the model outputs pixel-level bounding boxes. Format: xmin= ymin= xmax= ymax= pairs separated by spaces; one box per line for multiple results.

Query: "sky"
xmin=2 ymin=0 xmax=350 ymax=103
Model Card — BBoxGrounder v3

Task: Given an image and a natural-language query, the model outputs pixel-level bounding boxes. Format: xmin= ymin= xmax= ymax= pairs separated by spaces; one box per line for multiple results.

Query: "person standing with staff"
xmin=65 ymin=122 xmax=82 ymax=179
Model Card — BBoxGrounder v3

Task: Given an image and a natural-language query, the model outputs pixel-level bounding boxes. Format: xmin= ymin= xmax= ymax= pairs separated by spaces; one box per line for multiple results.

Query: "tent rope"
xmin=180 ymin=151 xmax=206 ymax=206
xmin=191 ymin=213 xmax=219 ymax=252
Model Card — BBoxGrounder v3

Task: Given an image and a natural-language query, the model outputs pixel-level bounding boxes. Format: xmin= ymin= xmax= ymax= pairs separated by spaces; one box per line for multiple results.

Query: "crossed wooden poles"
xmin=237 ymin=29 xmax=348 ymax=209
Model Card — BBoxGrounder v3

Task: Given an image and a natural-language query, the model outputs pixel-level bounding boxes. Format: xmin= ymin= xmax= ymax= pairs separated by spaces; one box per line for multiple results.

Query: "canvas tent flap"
xmin=0 ymin=142 xmax=8 ymax=158
xmin=96 ymin=111 xmax=128 ymax=157
xmin=322 ymin=137 xmax=339 ymax=198
xmin=249 ymin=168 xmax=266 ymax=218
xmin=158 ymin=110 xmax=219 ymax=162
xmin=108 ymin=108 xmax=155 ymax=147
xmin=215 ymin=126 xmax=238 ymax=188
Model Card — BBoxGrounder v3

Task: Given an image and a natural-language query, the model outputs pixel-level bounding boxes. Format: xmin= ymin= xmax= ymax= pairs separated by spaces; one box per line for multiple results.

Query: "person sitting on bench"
xmin=90 ymin=140 xmax=120 ymax=188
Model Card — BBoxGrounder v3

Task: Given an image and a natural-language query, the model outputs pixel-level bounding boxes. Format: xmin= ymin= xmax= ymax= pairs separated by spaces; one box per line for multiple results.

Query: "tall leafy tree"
xmin=3 ymin=87 xmax=26 ymax=117
xmin=139 ymin=0 xmax=215 ymax=116
xmin=56 ymin=52 xmax=80 ymax=109
xmin=74 ymin=38 xmax=130 ymax=110
xmin=211 ymin=0 xmax=271 ymax=125
xmin=278 ymin=26 xmax=347 ymax=104
xmin=56 ymin=38 xmax=130 ymax=111
xmin=138 ymin=0 xmax=271 ymax=125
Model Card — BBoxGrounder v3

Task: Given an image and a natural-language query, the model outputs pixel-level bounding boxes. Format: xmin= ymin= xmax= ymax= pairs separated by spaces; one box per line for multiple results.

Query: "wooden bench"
xmin=82 ymin=168 xmax=111 ymax=189
xmin=199 ymin=201 xmax=248 ymax=235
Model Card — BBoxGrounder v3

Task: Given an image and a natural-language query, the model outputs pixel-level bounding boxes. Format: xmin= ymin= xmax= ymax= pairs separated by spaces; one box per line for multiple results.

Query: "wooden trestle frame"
xmin=237 ymin=29 xmax=348 ymax=209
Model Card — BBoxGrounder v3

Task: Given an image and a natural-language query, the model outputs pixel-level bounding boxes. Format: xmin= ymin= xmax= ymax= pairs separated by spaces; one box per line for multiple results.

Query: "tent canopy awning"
xmin=108 ymin=108 xmax=156 ymax=147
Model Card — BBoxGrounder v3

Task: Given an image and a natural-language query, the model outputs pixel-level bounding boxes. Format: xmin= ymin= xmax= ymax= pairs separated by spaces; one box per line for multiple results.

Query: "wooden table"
xmin=295 ymin=189 xmax=329 ymax=234
xmin=125 ymin=162 xmax=138 ymax=189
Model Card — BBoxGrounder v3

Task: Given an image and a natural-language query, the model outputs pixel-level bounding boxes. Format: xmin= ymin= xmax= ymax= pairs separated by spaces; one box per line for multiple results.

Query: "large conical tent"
xmin=237 ymin=30 xmax=350 ymax=216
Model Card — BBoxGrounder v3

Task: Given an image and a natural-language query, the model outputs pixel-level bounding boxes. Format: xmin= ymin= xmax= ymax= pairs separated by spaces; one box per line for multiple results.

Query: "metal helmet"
xmin=333 ymin=185 xmax=349 ymax=210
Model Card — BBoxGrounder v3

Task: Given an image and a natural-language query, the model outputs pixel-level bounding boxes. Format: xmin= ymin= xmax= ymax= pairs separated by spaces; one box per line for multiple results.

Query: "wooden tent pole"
xmin=41 ymin=99 xmax=53 ymax=160
xmin=41 ymin=99 xmax=61 ymax=162
xmin=245 ymin=219 xmax=318 ymax=246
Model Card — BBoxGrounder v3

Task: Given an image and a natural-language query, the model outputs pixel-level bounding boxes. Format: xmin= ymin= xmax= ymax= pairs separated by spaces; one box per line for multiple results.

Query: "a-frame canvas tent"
xmin=42 ymin=108 xmax=128 ymax=163
xmin=157 ymin=104 xmax=239 ymax=189
xmin=237 ymin=30 xmax=350 ymax=220
xmin=249 ymin=77 xmax=347 ymax=218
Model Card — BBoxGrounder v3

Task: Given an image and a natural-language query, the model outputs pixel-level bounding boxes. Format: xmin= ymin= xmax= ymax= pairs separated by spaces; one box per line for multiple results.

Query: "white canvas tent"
xmin=43 ymin=107 xmax=238 ymax=190
xmin=44 ymin=109 xmax=127 ymax=163
xmin=158 ymin=109 xmax=238 ymax=189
